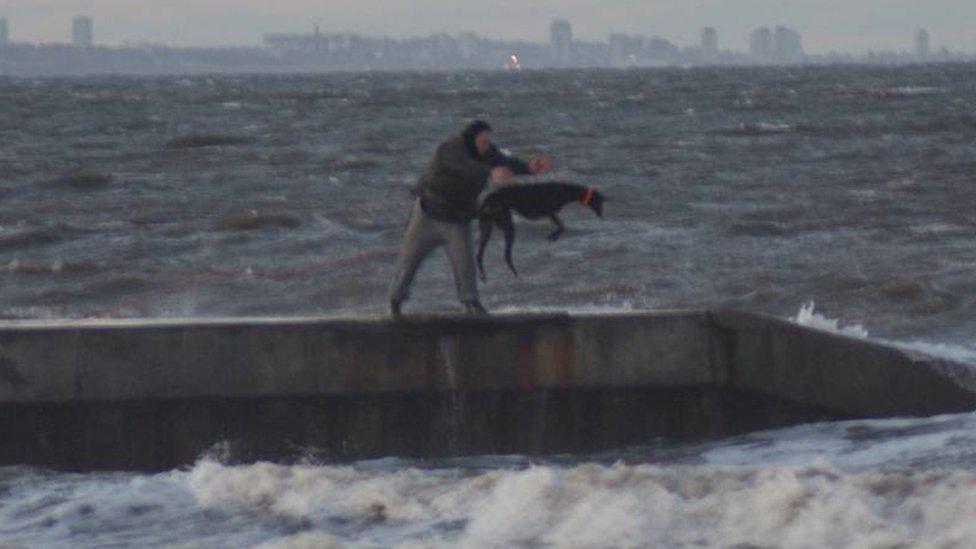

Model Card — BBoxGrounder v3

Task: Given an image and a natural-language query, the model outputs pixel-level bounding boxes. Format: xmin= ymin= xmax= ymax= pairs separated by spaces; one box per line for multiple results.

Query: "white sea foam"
xmin=703 ymin=413 xmax=976 ymax=470
xmin=182 ymin=411 xmax=976 ymax=547
xmin=178 ymin=455 xmax=976 ymax=548
xmin=791 ymin=302 xmax=976 ymax=366
xmin=792 ymin=301 xmax=869 ymax=339
xmin=5 ymin=410 xmax=976 ymax=547
xmin=892 ymin=340 xmax=976 ymax=366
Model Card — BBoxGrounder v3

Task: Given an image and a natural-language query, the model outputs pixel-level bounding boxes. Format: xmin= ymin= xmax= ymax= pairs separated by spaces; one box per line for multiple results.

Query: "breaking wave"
xmin=11 ymin=425 xmax=973 ymax=549
xmin=792 ymin=302 xmax=976 ymax=366
xmin=179 ymin=458 xmax=976 ymax=547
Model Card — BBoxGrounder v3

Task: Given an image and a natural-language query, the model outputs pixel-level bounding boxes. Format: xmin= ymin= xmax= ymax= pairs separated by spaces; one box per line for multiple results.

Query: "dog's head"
xmin=582 ymin=188 xmax=604 ymax=218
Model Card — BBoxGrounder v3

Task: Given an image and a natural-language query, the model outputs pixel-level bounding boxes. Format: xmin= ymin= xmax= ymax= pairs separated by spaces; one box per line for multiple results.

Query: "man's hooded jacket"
xmin=414 ymin=121 xmax=532 ymax=222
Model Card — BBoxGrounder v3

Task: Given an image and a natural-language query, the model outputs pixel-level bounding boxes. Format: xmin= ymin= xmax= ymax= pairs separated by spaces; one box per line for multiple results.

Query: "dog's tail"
xmin=476 ymin=207 xmax=519 ymax=280
xmin=497 ymin=211 xmax=518 ymax=278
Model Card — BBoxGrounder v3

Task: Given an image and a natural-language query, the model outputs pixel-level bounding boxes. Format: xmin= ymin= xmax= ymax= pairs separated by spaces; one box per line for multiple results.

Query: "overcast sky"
xmin=1 ymin=1 xmax=974 ymax=54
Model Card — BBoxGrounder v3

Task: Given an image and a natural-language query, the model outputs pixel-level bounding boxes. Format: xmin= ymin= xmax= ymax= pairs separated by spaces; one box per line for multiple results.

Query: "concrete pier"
xmin=0 ymin=310 xmax=973 ymax=471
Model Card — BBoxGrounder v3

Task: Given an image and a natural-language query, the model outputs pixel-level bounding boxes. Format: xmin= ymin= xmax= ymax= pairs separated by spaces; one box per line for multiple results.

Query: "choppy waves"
xmin=2 ymin=63 xmax=976 ymax=548
xmin=6 ymin=409 xmax=976 ymax=548
xmin=2 ymin=66 xmax=976 ymax=343
xmin=189 ymin=459 xmax=976 ymax=548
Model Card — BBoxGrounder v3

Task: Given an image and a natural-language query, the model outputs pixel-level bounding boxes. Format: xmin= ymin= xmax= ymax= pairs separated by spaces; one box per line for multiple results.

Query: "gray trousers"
xmin=389 ymin=199 xmax=479 ymax=304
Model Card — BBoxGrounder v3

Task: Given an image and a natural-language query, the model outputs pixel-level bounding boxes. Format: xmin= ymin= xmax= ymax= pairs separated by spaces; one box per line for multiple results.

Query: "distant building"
xmin=774 ymin=26 xmax=804 ymax=63
xmin=72 ymin=16 xmax=93 ymax=48
xmin=750 ymin=27 xmax=773 ymax=62
xmin=263 ymin=32 xmax=314 ymax=51
xmin=550 ymin=18 xmax=573 ymax=64
xmin=701 ymin=27 xmax=718 ymax=61
xmin=646 ymin=36 xmax=680 ymax=64
xmin=263 ymin=27 xmax=325 ymax=53
xmin=430 ymin=32 xmax=455 ymax=59
xmin=607 ymin=33 xmax=679 ymax=67
xmin=0 ymin=18 xmax=8 ymax=46
xmin=609 ymin=33 xmax=636 ymax=66
xmin=458 ymin=32 xmax=481 ymax=60
xmin=915 ymin=29 xmax=930 ymax=60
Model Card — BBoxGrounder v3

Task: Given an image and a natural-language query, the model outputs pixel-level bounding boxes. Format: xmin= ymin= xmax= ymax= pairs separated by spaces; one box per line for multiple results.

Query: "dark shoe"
xmin=390 ymin=300 xmax=402 ymax=319
xmin=464 ymin=300 xmax=488 ymax=315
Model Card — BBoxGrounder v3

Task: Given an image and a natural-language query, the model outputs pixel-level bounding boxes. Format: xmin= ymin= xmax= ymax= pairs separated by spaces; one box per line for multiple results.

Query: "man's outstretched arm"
xmin=487 ymin=145 xmax=553 ymax=181
xmin=487 ymin=145 xmax=532 ymax=175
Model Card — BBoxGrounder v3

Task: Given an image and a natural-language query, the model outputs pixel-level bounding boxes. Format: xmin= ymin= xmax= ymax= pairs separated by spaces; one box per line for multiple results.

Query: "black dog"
xmin=477 ymin=182 xmax=604 ymax=280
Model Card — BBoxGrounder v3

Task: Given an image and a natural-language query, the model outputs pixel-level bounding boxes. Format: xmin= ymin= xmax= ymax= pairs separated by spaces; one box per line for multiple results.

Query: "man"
xmin=389 ymin=120 xmax=552 ymax=317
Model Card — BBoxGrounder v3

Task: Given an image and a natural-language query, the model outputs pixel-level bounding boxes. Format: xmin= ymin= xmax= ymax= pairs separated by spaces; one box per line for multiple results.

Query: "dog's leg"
xmin=499 ymin=211 xmax=519 ymax=278
xmin=547 ymin=214 xmax=565 ymax=241
xmin=476 ymin=216 xmax=494 ymax=281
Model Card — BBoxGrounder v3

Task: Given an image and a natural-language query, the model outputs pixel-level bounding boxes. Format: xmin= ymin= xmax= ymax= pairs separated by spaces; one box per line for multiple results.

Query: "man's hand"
xmin=490 ymin=166 xmax=515 ymax=182
xmin=529 ymin=155 xmax=553 ymax=175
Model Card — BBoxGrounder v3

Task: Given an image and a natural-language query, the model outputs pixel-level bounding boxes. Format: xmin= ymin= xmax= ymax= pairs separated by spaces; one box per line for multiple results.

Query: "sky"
xmin=1 ymin=1 xmax=974 ymax=55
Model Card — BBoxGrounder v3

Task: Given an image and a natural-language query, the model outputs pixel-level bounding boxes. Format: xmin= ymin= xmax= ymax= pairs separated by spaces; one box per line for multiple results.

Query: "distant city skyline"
xmin=0 ymin=1 xmax=974 ymax=54
xmin=0 ymin=16 xmax=969 ymax=75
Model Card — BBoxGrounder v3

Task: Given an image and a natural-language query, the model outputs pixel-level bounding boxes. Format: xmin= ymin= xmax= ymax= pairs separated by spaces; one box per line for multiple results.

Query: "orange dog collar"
xmin=581 ymin=187 xmax=594 ymax=207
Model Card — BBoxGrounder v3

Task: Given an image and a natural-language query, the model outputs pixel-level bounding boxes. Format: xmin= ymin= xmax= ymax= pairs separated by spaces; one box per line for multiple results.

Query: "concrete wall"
xmin=0 ymin=310 xmax=973 ymax=471
xmin=712 ymin=310 xmax=976 ymax=416
xmin=0 ymin=313 xmax=718 ymax=402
